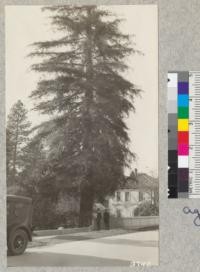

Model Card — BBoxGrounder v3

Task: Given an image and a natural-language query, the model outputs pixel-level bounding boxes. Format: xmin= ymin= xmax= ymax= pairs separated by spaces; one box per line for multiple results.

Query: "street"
xmin=8 ymin=230 xmax=159 ymax=267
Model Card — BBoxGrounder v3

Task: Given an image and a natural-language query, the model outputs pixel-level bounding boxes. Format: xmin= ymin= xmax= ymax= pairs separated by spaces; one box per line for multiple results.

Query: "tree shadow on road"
xmin=88 ymin=238 xmax=158 ymax=247
xmin=8 ymin=251 xmax=131 ymax=267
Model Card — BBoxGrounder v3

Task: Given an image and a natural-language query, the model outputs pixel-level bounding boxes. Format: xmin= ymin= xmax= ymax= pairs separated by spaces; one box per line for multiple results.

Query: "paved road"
xmin=8 ymin=230 xmax=159 ymax=267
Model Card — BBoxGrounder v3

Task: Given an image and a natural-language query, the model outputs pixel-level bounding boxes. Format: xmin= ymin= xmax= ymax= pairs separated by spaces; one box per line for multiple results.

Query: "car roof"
xmin=7 ymin=194 xmax=32 ymax=203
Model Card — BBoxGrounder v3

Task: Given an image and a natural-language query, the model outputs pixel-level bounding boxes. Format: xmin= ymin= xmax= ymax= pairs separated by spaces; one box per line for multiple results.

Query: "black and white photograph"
xmin=6 ymin=4 xmax=158 ymax=267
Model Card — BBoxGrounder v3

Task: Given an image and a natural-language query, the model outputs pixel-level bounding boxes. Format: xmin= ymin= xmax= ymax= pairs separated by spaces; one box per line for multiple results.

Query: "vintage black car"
xmin=7 ymin=195 xmax=33 ymax=255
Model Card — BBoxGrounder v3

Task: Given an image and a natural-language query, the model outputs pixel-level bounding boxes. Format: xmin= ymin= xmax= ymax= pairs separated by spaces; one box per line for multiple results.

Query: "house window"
xmin=139 ymin=191 xmax=143 ymax=201
xmin=117 ymin=209 xmax=121 ymax=217
xmin=125 ymin=192 xmax=130 ymax=201
xmin=116 ymin=191 xmax=121 ymax=201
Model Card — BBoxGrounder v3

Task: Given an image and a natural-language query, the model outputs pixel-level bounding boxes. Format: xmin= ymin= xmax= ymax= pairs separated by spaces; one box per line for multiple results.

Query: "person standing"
xmin=103 ymin=209 xmax=110 ymax=230
xmin=96 ymin=208 xmax=102 ymax=231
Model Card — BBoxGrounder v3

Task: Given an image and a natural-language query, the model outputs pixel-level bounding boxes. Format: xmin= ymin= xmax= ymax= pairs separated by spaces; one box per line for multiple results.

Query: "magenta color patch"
xmin=178 ymin=144 xmax=189 ymax=155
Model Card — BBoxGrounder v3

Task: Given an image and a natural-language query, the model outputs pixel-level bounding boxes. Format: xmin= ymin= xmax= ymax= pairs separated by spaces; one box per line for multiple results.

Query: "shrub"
xmin=134 ymin=200 xmax=159 ymax=216
xmin=32 ymin=197 xmax=79 ymax=230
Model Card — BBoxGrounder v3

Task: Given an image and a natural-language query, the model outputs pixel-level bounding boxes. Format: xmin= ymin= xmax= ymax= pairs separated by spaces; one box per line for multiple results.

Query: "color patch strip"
xmin=168 ymin=71 xmax=200 ymax=198
xmin=177 ymin=72 xmax=189 ymax=198
xmin=168 ymin=71 xmax=190 ymax=198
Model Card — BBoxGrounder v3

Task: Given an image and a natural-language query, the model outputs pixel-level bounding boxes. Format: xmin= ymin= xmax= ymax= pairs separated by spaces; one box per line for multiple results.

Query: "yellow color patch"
xmin=178 ymin=119 xmax=189 ymax=131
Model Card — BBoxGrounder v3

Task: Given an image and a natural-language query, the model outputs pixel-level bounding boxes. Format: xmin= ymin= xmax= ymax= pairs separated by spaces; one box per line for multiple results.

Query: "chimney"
xmin=135 ymin=168 xmax=138 ymax=177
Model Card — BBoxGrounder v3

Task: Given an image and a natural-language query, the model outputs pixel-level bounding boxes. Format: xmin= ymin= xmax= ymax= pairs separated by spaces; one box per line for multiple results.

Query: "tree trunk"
xmin=79 ymin=184 xmax=94 ymax=227
xmin=79 ymin=7 xmax=95 ymax=227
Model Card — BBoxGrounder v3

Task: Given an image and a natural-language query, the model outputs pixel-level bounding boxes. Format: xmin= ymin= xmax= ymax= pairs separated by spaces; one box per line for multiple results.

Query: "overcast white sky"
xmin=6 ymin=5 xmax=158 ymax=176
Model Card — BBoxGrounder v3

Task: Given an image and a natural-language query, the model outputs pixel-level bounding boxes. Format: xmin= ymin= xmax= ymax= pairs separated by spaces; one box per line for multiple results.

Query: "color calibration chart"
xmin=168 ymin=71 xmax=200 ymax=198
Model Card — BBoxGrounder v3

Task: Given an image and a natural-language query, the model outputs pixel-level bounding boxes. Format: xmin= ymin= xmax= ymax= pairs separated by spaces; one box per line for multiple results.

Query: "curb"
xmin=33 ymin=226 xmax=90 ymax=237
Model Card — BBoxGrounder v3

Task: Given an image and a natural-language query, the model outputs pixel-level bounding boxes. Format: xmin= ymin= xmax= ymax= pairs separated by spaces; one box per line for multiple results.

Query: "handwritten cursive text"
xmin=183 ymin=207 xmax=200 ymax=226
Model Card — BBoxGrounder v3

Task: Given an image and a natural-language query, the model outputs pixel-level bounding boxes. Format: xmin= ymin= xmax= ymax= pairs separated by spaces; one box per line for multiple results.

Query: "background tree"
xmin=19 ymin=136 xmax=60 ymax=229
xmin=6 ymin=100 xmax=31 ymax=186
xmin=29 ymin=5 xmax=140 ymax=226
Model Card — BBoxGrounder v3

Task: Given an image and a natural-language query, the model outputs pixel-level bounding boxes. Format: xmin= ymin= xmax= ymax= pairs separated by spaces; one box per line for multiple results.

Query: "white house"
xmin=108 ymin=170 xmax=158 ymax=218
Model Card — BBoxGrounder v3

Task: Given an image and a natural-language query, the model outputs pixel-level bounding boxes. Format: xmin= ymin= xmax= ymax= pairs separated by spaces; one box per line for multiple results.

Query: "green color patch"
xmin=178 ymin=107 xmax=189 ymax=118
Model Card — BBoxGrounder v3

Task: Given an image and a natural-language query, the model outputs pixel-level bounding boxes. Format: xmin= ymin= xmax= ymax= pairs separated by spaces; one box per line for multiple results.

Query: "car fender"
xmin=7 ymin=224 xmax=32 ymax=242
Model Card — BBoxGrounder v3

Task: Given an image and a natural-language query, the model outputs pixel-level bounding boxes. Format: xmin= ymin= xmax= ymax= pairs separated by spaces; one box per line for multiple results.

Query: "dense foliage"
xmin=6 ymin=100 xmax=31 ymax=186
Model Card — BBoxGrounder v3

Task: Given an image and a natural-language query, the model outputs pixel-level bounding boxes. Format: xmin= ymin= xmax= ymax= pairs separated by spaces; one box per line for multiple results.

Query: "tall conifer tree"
xmin=30 ymin=6 xmax=140 ymax=226
xmin=6 ymin=100 xmax=31 ymax=185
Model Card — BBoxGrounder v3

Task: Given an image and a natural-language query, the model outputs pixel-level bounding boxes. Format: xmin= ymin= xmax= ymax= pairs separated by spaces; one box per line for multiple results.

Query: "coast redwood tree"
xmin=30 ymin=6 xmax=140 ymax=226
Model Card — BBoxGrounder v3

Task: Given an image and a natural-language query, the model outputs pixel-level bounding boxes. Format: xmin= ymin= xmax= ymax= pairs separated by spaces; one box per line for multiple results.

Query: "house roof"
xmin=118 ymin=172 xmax=158 ymax=190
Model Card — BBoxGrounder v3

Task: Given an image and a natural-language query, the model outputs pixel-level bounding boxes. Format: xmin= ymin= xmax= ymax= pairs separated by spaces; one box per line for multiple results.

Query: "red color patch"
xmin=178 ymin=132 xmax=189 ymax=144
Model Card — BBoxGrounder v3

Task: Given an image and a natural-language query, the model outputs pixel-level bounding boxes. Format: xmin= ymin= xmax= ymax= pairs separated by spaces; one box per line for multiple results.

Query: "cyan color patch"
xmin=178 ymin=95 xmax=189 ymax=107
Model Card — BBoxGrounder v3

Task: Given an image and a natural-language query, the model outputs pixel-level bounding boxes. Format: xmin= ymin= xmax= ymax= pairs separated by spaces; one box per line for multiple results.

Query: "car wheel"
xmin=8 ymin=229 xmax=28 ymax=256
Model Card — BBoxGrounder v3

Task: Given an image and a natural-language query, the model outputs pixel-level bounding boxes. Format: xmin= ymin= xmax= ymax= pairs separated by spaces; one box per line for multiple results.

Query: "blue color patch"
xmin=178 ymin=95 xmax=189 ymax=107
